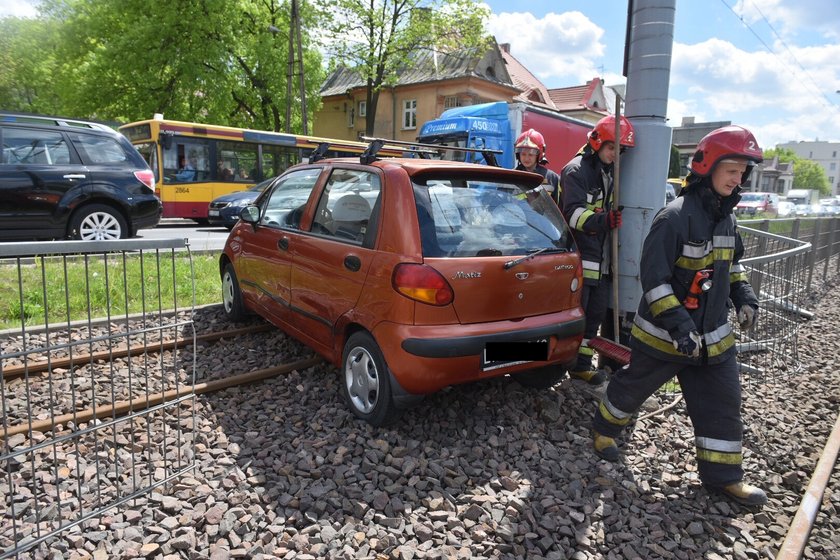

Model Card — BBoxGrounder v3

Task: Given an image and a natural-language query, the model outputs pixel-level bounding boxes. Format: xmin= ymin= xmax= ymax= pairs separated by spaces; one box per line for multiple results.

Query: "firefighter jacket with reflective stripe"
xmin=516 ymin=163 xmax=561 ymax=204
xmin=628 ymin=183 xmax=758 ymax=365
xmin=560 ymin=151 xmax=614 ymax=286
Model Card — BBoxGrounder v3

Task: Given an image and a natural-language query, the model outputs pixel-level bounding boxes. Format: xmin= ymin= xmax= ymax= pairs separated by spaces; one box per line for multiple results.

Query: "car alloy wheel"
xmin=71 ymin=204 xmax=127 ymax=240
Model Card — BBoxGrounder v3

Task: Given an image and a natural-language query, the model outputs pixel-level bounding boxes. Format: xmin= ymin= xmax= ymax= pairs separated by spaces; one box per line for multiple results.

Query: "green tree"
xmin=668 ymin=144 xmax=681 ymax=178
xmin=0 ymin=17 xmax=63 ymax=114
xmin=6 ymin=0 xmax=324 ymax=132
xmin=764 ymin=147 xmax=830 ymax=195
xmin=317 ymin=0 xmax=491 ymax=136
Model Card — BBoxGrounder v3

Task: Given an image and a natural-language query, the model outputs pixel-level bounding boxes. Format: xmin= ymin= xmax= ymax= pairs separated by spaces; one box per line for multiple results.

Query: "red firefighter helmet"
xmin=588 ymin=115 xmax=635 ymax=151
xmin=515 ymin=129 xmax=547 ymax=161
xmin=690 ymin=125 xmax=763 ymax=177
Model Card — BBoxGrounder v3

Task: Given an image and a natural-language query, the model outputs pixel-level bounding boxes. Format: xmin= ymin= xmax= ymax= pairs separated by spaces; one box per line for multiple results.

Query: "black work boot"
xmin=707 ymin=481 xmax=768 ymax=507
xmin=592 ymin=430 xmax=619 ymax=461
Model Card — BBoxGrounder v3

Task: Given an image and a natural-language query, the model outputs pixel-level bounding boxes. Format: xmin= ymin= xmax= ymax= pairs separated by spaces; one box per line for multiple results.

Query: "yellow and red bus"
xmin=119 ymin=116 xmax=401 ymax=222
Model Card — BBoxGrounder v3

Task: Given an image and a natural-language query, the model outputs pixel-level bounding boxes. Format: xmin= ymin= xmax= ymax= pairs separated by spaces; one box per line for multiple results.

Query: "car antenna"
xmin=359 ymin=136 xmax=502 ymax=166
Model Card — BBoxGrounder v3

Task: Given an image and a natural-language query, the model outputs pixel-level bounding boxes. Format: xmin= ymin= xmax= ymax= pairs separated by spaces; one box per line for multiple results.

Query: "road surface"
xmin=136 ymin=219 xmax=230 ymax=253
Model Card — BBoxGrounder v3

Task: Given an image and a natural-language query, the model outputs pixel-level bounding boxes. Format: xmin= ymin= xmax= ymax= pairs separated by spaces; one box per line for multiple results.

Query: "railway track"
xmin=1 ymin=304 xmax=837 ymax=559
xmin=0 ymin=320 xmax=320 ymax=435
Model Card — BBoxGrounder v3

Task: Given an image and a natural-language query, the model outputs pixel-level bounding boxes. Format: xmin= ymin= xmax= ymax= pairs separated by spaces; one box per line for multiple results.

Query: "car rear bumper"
xmin=130 ymin=199 xmax=163 ymax=231
xmin=374 ymin=311 xmax=585 ymax=395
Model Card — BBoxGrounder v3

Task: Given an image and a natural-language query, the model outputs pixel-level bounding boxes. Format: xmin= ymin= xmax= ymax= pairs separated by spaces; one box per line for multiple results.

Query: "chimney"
xmin=681 ymin=116 xmax=695 ymax=125
xmin=500 ymin=43 xmax=510 ymax=53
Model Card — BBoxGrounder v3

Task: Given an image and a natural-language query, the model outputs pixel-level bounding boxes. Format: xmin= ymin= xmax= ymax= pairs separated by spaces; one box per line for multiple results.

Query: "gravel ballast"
xmin=5 ymin=282 xmax=840 ymax=560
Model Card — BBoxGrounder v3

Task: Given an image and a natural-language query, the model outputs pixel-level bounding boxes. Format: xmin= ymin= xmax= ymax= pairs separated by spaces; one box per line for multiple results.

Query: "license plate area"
xmin=482 ymin=339 xmax=548 ymax=371
xmin=208 ymin=210 xmax=220 ymax=216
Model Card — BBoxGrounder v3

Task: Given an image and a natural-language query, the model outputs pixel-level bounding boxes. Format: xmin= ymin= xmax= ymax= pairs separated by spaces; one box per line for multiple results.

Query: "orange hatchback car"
xmin=220 ymin=143 xmax=584 ymax=425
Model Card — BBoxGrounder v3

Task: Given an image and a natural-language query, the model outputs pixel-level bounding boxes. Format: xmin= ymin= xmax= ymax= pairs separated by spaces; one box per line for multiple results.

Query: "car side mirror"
xmin=240 ymin=205 xmax=260 ymax=224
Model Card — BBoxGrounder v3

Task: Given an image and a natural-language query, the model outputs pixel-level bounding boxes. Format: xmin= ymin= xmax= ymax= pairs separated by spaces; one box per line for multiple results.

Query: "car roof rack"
xmin=0 ymin=112 xmax=113 ymax=132
xmin=308 ymin=142 xmax=331 ymax=163
xmin=359 ymin=136 xmax=502 ymax=167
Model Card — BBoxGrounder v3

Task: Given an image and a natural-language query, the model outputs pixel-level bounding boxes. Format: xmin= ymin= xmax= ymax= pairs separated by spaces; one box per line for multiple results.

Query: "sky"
xmin=4 ymin=0 xmax=840 ymax=149
xmin=481 ymin=0 xmax=840 ymax=149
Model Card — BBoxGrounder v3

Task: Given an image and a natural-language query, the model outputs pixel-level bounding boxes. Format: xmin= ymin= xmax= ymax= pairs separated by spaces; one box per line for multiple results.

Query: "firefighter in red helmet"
xmin=592 ymin=125 xmax=766 ymax=507
xmin=514 ymin=129 xmax=561 ymax=204
xmin=560 ymin=114 xmax=635 ymax=385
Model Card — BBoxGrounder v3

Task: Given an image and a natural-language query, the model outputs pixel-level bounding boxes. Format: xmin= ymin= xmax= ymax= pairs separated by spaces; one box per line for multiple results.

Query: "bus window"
xmin=133 ymin=142 xmax=159 ymax=183
xmin=163 ymin=142 xmax=209 ymax=183
xmin=261 ymin=145 xmax=296 ymax=181
xmin=218 ymin=140 xmax=258 ymax=183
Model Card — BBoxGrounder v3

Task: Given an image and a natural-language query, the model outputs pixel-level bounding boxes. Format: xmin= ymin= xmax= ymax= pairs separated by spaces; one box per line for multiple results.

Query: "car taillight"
xmin=392 ymin=263 xmax=454 ymax=306
xmin=134 ymin=170 xmax=155 ymax=192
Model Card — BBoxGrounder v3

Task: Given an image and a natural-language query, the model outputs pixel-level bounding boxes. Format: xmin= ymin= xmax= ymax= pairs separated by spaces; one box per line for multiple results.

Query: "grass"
xmin=0 ymin=253 xmax=221 ymax=330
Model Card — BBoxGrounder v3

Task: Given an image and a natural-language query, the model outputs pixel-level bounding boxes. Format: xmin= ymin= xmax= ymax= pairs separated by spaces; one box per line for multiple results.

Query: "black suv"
xmin=0 ymin=113 xmax=161 ymax=241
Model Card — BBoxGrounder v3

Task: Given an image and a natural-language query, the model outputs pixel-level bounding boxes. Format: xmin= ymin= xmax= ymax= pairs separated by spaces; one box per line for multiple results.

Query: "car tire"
xmin=514 ymin=364 xmax=565 ymax=389
xmin=222 ymin=263 xmax=246 ymax=321
xmin=69 ymin=204 xmax=128 ymax=240
xmin=341 ymin=332 xmax=402 ymax=426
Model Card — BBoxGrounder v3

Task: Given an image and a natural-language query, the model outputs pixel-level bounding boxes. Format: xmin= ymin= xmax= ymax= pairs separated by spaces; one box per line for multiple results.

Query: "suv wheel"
xmin=222 ymin=263 xmax=246 ymax=321
xmin=341 ymin=332 xmax=402 ymax=426
xmin=70 ymin=204 xmax=127 ymax=240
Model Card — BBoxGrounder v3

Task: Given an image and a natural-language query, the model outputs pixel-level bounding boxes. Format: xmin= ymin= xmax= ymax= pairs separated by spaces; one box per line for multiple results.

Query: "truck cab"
xmin=417 ymin=102 xmax=512 ymax=167
xmin=417 ymin=101 xmax=590 ymax=173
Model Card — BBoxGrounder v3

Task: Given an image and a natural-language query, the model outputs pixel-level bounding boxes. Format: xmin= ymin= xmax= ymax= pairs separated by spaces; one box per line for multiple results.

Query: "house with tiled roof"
xmin=313 ymin=39 xmax=520 ymax=143
xmin=497 ymin=43 xmax=555 ymax=109
xmin=313 ymin=38 xmax=611 ymax=143
xmin=546 ymin=78 xmax=611 ymax=124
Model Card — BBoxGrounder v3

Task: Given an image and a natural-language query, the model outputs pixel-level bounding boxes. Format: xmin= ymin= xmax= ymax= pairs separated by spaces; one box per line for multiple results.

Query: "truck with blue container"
xmin=416 ymin=101 xmax=593 ymax=175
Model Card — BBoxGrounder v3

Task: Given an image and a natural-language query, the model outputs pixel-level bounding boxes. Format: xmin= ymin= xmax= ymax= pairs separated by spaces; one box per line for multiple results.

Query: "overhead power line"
xmin=719 ymin=0 xmax=840 ymax=112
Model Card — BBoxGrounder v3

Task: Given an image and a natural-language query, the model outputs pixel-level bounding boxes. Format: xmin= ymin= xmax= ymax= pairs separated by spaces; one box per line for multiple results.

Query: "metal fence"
xmin=0 ymin=239 xmax=196 ymax=558
xmin=735 ymin=217 xmax=840 ymax=386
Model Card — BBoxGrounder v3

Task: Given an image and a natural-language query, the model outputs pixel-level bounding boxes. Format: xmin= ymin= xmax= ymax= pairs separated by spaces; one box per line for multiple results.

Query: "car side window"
xmin=1 ymin=128 xmax=70 ymax=165
xmin=69 ymin=133 xmax=129 ymax=165
xmin=313 ymin=169 xmax=381 ymax=243
xmin=260 ymin=168 xmax=322 ymax=229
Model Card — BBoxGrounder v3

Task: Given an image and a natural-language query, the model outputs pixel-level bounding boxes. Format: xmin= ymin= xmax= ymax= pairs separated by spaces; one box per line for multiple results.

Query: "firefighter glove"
xmin=737 ymin=305 xmax=757 ymax=330
xmin=607 ymin=209 xmax=622 ymax=229
xmin=672 ymin=331 xmax=702 ymax=358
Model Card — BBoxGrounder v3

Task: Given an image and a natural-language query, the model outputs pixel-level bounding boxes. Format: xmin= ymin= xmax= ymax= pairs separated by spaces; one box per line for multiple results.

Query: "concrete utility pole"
xmin=615 ymin=0 xmax=676 ymax=322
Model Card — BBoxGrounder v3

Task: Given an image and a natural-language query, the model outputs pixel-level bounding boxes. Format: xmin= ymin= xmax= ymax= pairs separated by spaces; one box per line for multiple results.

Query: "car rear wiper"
xmin=503 ymin=247 xmax=568 ymax=270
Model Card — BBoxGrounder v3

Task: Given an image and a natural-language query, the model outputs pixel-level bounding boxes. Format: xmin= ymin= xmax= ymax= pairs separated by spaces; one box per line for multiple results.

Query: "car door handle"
xmin=278 ymin=237 xmax=289 ymax=251
xmin=344 ymin=255 xmax=361 ymax=272
xmin=63 ymin=174 xmax=86 ymax=179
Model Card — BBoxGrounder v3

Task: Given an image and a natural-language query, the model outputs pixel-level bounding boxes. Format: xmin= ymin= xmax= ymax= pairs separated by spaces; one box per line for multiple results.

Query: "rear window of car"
xmin=413 ymin=178 xmax=575 ymax=257
xmin=69 ymin=133 xmax=130 ymax=165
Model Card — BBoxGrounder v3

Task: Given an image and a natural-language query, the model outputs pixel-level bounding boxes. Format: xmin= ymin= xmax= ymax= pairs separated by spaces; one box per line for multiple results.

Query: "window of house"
xmin=830 ymin=162 xmax=836 ymax=171
xmin=347 ymin=106 xmax=355 ymax=128
xmin=444 ymin=96 xmax=461 ymax=109
xmin=358 ymin=101 xmax=366 ymax=117
xmin=403 ymin=99 xmax=417 ymax=129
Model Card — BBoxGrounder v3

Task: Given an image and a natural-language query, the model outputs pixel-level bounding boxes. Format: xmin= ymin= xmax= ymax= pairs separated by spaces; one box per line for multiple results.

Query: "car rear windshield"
xmin=413 ymin=178 xmax=575 ymax=257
